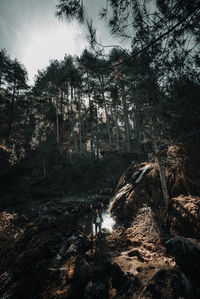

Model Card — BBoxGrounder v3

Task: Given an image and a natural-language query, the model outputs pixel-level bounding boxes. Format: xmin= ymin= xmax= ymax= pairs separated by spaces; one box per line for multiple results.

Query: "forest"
xmin=0 ymin=0 xmax=200 ymax=298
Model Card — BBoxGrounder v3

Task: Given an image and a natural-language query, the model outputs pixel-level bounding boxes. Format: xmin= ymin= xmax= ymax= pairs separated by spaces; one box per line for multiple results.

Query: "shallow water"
xmin=102 ymin=210 xmax=115 ymax=231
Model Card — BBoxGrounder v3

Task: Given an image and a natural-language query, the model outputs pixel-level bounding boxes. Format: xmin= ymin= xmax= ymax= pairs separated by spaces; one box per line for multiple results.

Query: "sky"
xmin=0 ymin=0 xmax=126 ymax=85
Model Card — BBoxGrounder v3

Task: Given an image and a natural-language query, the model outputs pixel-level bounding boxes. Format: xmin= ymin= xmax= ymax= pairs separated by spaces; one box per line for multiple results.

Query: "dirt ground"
xmin=1 ymin=146 xmax=200 ymax=298
xmin=1 ymin=197 xmax=198 ymax=299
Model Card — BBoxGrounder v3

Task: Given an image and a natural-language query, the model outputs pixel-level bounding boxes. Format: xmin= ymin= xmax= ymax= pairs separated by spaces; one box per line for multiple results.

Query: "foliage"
xmin=1 ymin=1 xmax=200 ymax=207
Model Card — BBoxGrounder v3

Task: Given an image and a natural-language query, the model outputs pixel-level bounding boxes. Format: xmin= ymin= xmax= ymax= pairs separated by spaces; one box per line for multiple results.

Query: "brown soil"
xmin=0 ymin=201 xmax=191 ymax=299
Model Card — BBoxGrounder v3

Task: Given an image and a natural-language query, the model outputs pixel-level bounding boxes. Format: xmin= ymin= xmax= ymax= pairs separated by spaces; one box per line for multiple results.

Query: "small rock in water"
xmin=68 ymin=235 xmax=77 ymax=242
xmin=63 ymin=211 xmax=69 ymax=216
xmin=55 ymin=254 xmax=61 ymax=260
xmin=67 ymin=243 xmax=77 ymax=254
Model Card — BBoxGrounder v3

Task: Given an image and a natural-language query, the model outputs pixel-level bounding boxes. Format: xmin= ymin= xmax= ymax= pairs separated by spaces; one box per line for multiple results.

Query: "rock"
xmin=63 ymin=210 xmax=69 ymax=216
xmin=111 ymin=262 xmax=140 ymax=297
xmin=166 ymin=236 xmax=200 ymax=287
xmin=180 ymin=272 xmax=192 ymax=295
xmin=68 ymin=234 xmax=77 ymax=242
xmin=110 ymin=162 xmax=165 ymax=221
xmin=0 ymin=271 xmax=12 ymax=294
xmin=84 ymin=281 xmax=108 ymax=299
xmin=110 ymin=183 xmax=134 ymax=220
xmin=127 ymin=249 xmax=145 ymax=262
xmin=138 ymin=268 xmax=190 ymax=299
xmin=67 ymin=243 xmax=78 ymax=255
xmin=84 ymin=280 xmax=93 ymax=296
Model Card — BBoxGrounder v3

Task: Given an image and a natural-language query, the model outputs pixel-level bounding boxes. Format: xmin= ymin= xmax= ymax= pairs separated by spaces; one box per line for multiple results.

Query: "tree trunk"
xmin=95 ymin=128 xmax=100 ymax=159
xmin=0 ymin=69 xmax=2 ymax=88
xmin=10 ymin=80 xmax=16 ymax=110
xmin=121 ymin=88 xmax=131 ymax=152
xmin=79 ymin=123 xmax=83 ymax=155
xmin=103 ymin=99 xmax=112 ymax=147
xmin=135 ymin=104 xmax=142 ymax=143
xmin=17 ymin=86 xmax=20 ymax=100
xmin=78 ymin=91 xmax=83 ymax=155
xmin=43 ymin=159 xmax=46 ymax=175
xmin=56 ymin=96 xmax=59 ymax=147
xmin=74 ymin=131 xmax=79 ymax=153
xmin=157 ymin=156 xmax=169 ymax=210
xmin=101 ymin=75 xmax=112 ymax=147
xmin=70 ymin=85 xmax=73 ymax=111
xmin=154 ymin=136 xmax=169 ymax=211
xmin=65 ymin=82 xmax=69 ymax=112
xmin=90 ymin=129 xmax=95 ymax=156
xmin=60 ymin=91 xmax=64 ymax=116
xmin=87 ymin=72 xmax=95 ymax=155
xmin=114 ymin=105 xmax=120 ymax=150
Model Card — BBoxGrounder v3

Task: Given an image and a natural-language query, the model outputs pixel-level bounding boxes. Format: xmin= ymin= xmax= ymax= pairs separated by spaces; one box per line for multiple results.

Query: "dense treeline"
xmin=32 ymin=0 xmax=200 ymax=161
xmin=33 ymin=49 xmax=149 ymax=157
xmin=55 ymin=0 xmax=200 ymax=148
xmin=30 ymin=43 xmax=200 ymax=157
xmin=0 ymin=0 xmax=200 ymax=202
xmin=54 ymin=0 xmax=200 ymax=207
xmin=0 ymin=49 xmax=29 ymax=164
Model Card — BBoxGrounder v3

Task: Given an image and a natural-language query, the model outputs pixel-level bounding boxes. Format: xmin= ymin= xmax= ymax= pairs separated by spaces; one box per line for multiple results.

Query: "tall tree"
xmin=0 ymin=49 xmax=10 ymax=88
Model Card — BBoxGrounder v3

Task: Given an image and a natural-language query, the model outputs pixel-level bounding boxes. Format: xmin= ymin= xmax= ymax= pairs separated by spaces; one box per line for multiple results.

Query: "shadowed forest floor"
xmin=0 ymin=197 xmax=186 ymax=299
xmin=1 ymin=146 xmax=200 ymax=298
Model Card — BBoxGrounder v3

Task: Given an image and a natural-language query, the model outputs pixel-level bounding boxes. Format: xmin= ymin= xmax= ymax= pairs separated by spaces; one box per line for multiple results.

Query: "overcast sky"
xmin=0 ymin=0 xmax=128 ymax=85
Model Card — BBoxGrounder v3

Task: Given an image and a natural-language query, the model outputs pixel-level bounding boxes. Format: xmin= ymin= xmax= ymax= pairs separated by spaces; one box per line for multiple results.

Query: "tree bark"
xmin=114 ymin=105 xmax=120 ymax=150
xmin=101 ymin=74 xmax=112 ymax=147
xmin=70 ymin=85 xmax=73 ymax=112
xmin=0 ymin=69 xmax=2 ymax=88
xmin=43 ymin=159 xmax=46 ymax=175
xmin=87 ymin=72 xmax=95 ymax=155
xmin=78 ymin=91 xmax=83 ymax=155
xmin=60 ymin=91 xmax=64 ymax=116
xmin=56 ymin=96 xmax=59 ymax=148
xmin=157 ymin=156 xmax=169 ymax=210
xmin=74 ymin=131 xmax=79 ymax=153
xmin=154 ymin=136 xmax=169 ymax=211
xmin=121 ymin=88 xmax=131 ymax=152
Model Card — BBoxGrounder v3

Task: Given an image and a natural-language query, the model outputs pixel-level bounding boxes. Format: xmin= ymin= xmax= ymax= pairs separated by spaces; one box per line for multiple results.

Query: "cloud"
xmin=22 ymin=21 xmax=87 ymax=84
xmin=0 ymin=0 xmax=88 ymax=84
xmin=0 ymin=0 xmax=129 ymax=85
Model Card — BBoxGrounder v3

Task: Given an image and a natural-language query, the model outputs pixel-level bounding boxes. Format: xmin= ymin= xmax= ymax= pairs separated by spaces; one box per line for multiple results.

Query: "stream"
xmin=102 ymin=209 xmax=115 ymax=231
xmin=92 ymin=206 xmax=116 ymax=235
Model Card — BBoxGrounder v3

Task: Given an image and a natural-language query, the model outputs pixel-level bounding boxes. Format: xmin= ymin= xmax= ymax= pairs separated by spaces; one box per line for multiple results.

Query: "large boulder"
xmin=138 ymin=268 xmax=192 ymax=299
xmin=110 ymin=162 xmax=163 ymax=221
xmin=110 ymin=145 xmax=200 ymax=224
xmin=166 ymin=236 xmax=200 ymax=296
